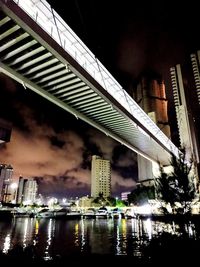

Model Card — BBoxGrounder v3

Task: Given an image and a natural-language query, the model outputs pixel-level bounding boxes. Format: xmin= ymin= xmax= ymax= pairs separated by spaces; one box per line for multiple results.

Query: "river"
xmin=0 ymin=217 xmax=197 ymax=260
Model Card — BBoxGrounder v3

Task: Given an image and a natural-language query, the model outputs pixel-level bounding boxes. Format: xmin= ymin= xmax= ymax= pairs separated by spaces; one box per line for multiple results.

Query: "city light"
xmin=10 ymin=183 xmax=18 ymax=189
xmin=47 ymin=197 xmax=58 ymax=208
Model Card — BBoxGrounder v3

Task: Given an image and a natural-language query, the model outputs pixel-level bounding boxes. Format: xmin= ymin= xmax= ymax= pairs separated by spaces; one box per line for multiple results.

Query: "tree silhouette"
xmin=128 ymin=185 xmax=155 ymax=205
xmin=156 ymin=148 xmax=196 ymax=214
xmin=92 ymin=193 xmax=107 ymax=207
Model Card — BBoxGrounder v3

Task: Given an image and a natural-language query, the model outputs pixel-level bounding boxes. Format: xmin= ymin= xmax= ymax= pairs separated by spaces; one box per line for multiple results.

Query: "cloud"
xmin=115 ymin=150 xmax=137 ymax=167
xmin=37 ymin=175 xmax=90 ymax=198
xmin=0 ymin=105 xmax=85 ymax=180
xmin=65 ymin=168 xmax=91 ymax=186
xmin=111 ymin=170 xmax=136 ymax=194
xmin=87 ymin=129 xmax=118 ymax=160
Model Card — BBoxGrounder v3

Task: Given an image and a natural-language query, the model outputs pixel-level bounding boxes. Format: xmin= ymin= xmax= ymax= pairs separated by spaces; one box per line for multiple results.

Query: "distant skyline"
xmin=0 ymin=0 xmax=200 ymax=197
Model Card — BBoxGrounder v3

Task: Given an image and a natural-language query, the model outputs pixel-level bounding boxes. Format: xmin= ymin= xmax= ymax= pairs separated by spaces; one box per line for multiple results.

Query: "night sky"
xmin=0 ymin=0 xmax=199 ymax=198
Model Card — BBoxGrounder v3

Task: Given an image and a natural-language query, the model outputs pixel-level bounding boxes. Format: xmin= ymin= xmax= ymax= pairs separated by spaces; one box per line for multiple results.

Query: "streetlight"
xmin=115 ymin=196 xmax=118 ymax=207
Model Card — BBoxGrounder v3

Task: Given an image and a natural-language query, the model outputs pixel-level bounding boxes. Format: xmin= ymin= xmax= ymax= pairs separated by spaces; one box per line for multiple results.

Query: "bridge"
xmin=0 ymin=0 xmax=179 ymax=165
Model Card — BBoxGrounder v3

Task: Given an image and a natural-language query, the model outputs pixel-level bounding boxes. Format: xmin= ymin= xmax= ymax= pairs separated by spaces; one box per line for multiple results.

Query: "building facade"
xmin=78 ymin=196 xmax=93 ymax=208
xmin=190 ymin=50 xmax=200 ymax=179
xmin=121 ymin=191 xmax=131 ymax=201
xmin=16 ymin=176 xmax=25 ymax=204
xmin=170 ymin=64 xmax=199 ymax=188
xmin=170 ymin=65 xmax=195 ymax=159
xmin=191 ymin=50 xmax=200 ymax=105
xmin=0 ymin=164 xmax=13 ymax=203
xmin=16 ymin=177 xmax=38 ymax=205
xmin=91 ymin=155 xmax=111 ymax=198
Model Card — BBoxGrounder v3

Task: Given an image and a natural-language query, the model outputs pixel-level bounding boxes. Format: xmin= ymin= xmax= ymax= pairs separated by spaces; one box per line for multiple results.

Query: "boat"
xmin=95 ymin=207 xmax=108 ymax=218
xmin=83 ymin=208 xmax=96 ymax=218
xmin=110 ymin=208 xmax=122 ymax=218
xmin=66 ymin=210 xmax=82 ymax=219
xmin=36 ymin=208 xmax=54 ymax=218
xmin=53 ymin=208 xmax=67 ymax=218
xmin=124 ymin=208 xmax=136 ymax=219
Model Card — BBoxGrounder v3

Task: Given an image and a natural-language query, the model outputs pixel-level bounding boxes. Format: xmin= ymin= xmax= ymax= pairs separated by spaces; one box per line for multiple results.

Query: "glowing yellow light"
xmin=75 ymin=223 xmax=79 ymax=232
xmin=74 ymin=223 xmax=79 ymax=247
xmin=121 ymin=219 xmax=127 ymax=236
xmin=35 ymin=219 xmax=39 ymax=235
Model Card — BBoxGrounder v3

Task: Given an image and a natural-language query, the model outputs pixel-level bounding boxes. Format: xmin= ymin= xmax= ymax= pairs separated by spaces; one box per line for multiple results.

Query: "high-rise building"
xmin=170 ymin=65 xmax=195 ymax=159
xmin=190 ymin=50 xmax=200 ymax=178
xmin=170 ymin=64 xmax=199 ymax=187
xmin=191 ymin=50 xmax=200 ymax=105
xmin=133 ymin=76 xmax=170 ymax=181
xmin=23 ymin=178 xmax=38 ymax=205
xmin=91 ymin=155 xmax=111 ymax=198
xmin=16 ymin=176 xmax=25 ymax=204
xmin=0 ymin=164 xmax=13 ymax=203
xmin=16 ymin=177 xmax=38 ymax=205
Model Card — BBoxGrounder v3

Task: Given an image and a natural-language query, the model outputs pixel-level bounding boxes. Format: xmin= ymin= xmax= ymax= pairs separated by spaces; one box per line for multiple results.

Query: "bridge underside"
xmin=0 ymin=1 xmax=175 ymax=165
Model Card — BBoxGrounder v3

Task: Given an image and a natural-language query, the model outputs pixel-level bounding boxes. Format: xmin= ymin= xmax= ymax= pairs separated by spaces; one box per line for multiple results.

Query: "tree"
xmin=156 ymin=148 xmax=196 ymax=214
xmin=92 ymin=193 xmax=107 ymax=207
xmin=115 ymin=198 xmax=127 ymax=207
xmin=128 ymin=184 xmax=155 ymax=205
xmin=106 ymin=197 xmax=117 ymax=207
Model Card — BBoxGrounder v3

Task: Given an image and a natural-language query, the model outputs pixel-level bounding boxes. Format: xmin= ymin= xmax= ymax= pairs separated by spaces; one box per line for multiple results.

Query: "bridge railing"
xmin=11 ymin=0 xmax=178 ymax=156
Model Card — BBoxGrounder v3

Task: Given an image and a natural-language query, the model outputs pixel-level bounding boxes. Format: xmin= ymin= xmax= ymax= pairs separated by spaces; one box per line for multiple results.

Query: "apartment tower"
xmin=0 ymin=164 xmax=13 ymax=203
xmin=91 ymin=155 xmax=111 ymax=198
xmin=191 ymin=50 xmax=200 ymax=105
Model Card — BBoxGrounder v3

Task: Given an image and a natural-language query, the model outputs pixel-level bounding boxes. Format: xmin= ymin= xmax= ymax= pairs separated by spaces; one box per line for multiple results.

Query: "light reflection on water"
xmin=116 ymin=218 xmax=127 ymax=255
xmin=43 ymin=218 xmax=55 ymax=260
xmin=3 ymin=234 xmax=11 ymax=253
xmin=0 ymin=217 xmax=198 ymax=259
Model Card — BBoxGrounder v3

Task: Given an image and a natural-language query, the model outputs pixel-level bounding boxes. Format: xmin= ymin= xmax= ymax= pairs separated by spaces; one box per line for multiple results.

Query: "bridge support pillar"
xmin=138 ymin=155 xmax=153 ymax=182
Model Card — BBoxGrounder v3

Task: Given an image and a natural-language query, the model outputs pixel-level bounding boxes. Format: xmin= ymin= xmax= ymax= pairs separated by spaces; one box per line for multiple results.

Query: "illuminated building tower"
xmin=0 ymin=164 xmax=13 ymax=203
xmin=170 ymin=64 xmax=199 ymax=187
xmin=0 ymin=119 xmax=12 ymax=202
xmin=23 ymin=178 xmax=38 ymax=205
xmin=91 ymin=155 xmax=111 ymax=198
xmin=133 ymin=76 xmax=171 ymax=181
xmin=16 ymin=176 xmax=25 ymax=204
xmin=190 ymin=51 xmax=200 ymax=178
xmin=191 ymin=50 xmax=200 ymax=105
xmin=170 ymin=65 xmax=195 ymax=158
xmin=16 ymin=177 xmax=38 ymax=205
